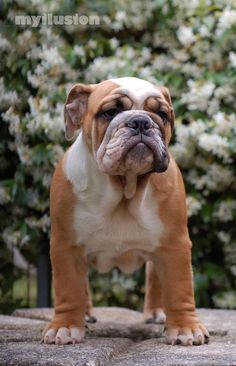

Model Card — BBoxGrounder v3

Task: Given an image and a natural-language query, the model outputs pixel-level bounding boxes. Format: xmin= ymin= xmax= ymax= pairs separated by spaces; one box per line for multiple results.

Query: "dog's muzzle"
xmin=96 ymin=110 xmax=169 ymax=175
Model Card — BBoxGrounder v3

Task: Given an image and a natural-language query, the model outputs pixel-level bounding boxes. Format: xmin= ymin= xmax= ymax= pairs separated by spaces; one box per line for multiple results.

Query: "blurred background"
xmin=0 ymin=0 xmax=236 ymax=314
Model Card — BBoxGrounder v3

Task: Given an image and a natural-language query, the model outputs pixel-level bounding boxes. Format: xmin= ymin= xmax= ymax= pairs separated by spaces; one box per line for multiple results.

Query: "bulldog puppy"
xmin=43 ymin=77 xmax=209 ymax=346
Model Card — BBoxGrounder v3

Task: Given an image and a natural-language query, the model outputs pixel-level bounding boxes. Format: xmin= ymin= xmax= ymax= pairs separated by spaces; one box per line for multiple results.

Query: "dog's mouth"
xmin=122 ymin=134 xmax=169 ymax=174
xmin=97 ymin=131 xmax=169 ymax=176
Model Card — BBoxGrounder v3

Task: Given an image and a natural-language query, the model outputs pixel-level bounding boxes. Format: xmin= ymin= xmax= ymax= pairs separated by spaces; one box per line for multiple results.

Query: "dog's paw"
xmin=85 ymin=313 xmax=97 ymax=323
xmin=43 ymin=326 xmax=85 ymax=345
xmin=144 ymin=308 xmax=166 ymax=324
xmin=166 ymin=323 xmax=210 ymax=346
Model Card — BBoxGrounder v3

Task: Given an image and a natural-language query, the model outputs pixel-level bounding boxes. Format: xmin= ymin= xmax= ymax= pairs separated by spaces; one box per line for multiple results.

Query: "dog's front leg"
xmin=155 ymin=244 xmax=209 ymax=346
xmin=43 ymin=238 xmax=87 ymax=345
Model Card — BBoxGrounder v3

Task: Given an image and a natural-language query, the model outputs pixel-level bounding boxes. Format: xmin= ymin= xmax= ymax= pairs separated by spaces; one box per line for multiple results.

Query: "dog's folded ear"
xmin=159 ymin=86 xmax=175 ymax=131
xmin=64 ymin=83 xmax=94 ymax=140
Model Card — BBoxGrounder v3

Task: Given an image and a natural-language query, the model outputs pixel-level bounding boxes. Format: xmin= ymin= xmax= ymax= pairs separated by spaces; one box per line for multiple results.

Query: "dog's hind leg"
xmin=144 ymin=260 xmax=166 ymax=324
xmin=85 ymin=276 xmax=97 ymax=323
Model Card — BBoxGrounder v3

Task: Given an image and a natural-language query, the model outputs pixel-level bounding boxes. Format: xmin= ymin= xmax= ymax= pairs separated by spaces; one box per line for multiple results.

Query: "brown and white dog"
xmin=43 ymin=77 xmax=209 ymax=346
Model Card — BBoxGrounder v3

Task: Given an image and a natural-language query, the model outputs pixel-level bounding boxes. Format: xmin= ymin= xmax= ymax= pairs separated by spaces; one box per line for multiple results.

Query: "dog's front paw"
xmin=166 ymin=323 xmax=209 ymax=346
xmin=43 ymin=325 xmax=85 ymax=345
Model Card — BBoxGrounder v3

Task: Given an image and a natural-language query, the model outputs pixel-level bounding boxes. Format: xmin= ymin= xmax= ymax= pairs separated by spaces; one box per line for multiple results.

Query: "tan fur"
xmin=44 ymin=159 xmax=89 ymax=331
xmin=44 ymin=78 xmax=209 ymax=346
xmin=144 ymin=261 xmax=163 ymax=315
xmin=149 ymin=158 xmax=197 ymax=327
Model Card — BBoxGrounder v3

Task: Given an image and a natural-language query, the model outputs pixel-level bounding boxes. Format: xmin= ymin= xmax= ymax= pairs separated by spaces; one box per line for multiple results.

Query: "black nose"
xmin=126 ymin=117 xmax=152 ymax=133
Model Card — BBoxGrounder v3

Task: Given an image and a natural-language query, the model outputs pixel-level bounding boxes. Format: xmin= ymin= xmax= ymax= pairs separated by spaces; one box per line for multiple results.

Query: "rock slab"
xmin=0 ymin=308 xmax=236 ymax=366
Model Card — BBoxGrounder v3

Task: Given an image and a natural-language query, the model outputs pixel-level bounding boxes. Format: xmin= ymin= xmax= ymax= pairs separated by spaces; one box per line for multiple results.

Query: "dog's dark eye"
xmin=102 ymin=108 xmax=119 ymax=120
xmin=157 ymin=111 xmax=169 ymax=123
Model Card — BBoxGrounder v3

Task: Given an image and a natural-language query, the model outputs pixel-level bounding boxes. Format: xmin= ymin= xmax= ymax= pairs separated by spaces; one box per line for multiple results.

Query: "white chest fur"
xmin=64 ymin=134 xmax=164 ymax=273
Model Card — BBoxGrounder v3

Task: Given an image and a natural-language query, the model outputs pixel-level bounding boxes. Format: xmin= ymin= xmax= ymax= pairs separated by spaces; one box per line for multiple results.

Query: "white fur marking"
xmin=64 ymin=116 xmax=164 ymax=274
xmin=110 ymin=77 xmax=161 ymax=108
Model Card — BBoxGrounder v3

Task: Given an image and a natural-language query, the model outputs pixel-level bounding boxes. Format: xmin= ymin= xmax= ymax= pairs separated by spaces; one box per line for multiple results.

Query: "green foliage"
xmin=0 ymin=0 xmax=236 ymax=313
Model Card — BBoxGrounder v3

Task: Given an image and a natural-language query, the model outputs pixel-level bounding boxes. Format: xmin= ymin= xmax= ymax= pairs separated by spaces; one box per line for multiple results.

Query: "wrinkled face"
xmin=96 ymin=109 xmax=167 ymax=176
xmin=65 ymin=77 xmax=174 ymax=177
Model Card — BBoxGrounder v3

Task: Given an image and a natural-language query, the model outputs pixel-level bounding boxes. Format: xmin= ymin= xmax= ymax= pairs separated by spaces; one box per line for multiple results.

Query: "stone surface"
xmin=13 ymin=308 xmax=54 ymax=321
xmin=12 ymin=307 xmax=164 ymax=340
xmin=0 ymin=307 xmax=236 ymax=366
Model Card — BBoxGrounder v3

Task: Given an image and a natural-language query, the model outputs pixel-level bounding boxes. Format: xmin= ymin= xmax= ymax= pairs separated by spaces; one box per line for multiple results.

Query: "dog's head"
xmin=64 ymin=77 xmax=174 ymax=179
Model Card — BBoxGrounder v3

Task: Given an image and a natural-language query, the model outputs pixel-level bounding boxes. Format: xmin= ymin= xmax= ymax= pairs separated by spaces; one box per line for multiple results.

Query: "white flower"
xmin=87 ymin=40 xmax=97 ymax=49
xmin=2 ymin=228 xmax=21 ymax=246
xmin=217 ymin=231 xmax=231 ymax=244
xmin=16 ymin=144 xmax=31 ymax=165
xmin=172 ymin=49 xmax=189 ymax=62
xmin=175 ymin=123 xmax=189 ymax=142
xmin=40 ymin=103 xmax=64 ymax=139
xmin=174 ymin=120 xmax=206 ymax=144
xmin=177 ymin=26 xmax=196 ymax=46
xmin=73 ymin=45 xmax=85 ymax=57
xmin=27 ymin=96 xmax=38 ymax=117
xmin=139 ymin=67 xmax=156 ymax=84
xmin=153 ymin=55 xmax=177 ymax=72
xmin=25 ymin=214 xmax=51 ymax=232
xmin=207 ymin=99 xmax=220 ymax=116
xmin=40 ymin=214 xmax=51 ymax=232
xmin=110 ymin=38 xmax=119 ymax=50
xmin=40 ymin=45 xmax=64 ymax=68
xmin=102 ymin=15 xmax=112 ymax=26
xmin=115 ymin=11 xmax=126 ymax=22
xmin=214 ymin=111 xmax=225 ymax=125
xmin=217 ymin=7 xmax=236 ymax=35
xmin=2 ymin=107 xmax=20 ymax=135
xmin=181 ymin=63 xmax=202 ymax=78
xmin=189 ymin=120 xmax=206 ymax=137
xmin=27 ymin=71 xmax=41 ymax=87
xmin=170 ymin=143 xmax=195 ymax=168
xmin=170 ymin=120 xmax=207 ymax=167
xmin=0 ymin=186 xmax=10 ymax=204
xmin=0 ymin=78 xmax=19 ymax=111
xmin=141 ymin=47 xmax=151 ymax=61
xmin=112 ymin=11 xmax=127 ymax=31
xmin=214 ymin=200 xmax=236 ymax=222
xmin=116 ymin=46 xmax=136 ymax=59
xmin=0 ymin=35 xmax=10 ymax=52
xmin=42 ymin=174 xmax=52 ymax=189
xmin=214 ymin=112 xmax=236 ymax=136
xmin=84 ymin=56 xmax=127 ymax=83
xmin=213 ymin=291 xmax=236 ymax=309
xmin=186 ymin=195 xmax=202 ymax=217
xmin=153 ymin=53 xmax=181 ymax=72
xmin=181 ymin=80 xmax=215 ymax=111
xmin=198 ymin=133 xmax=229 ymax=161
xmin=229 ymin=51 xmax=236 ymax=68
xmin=17 ymin=29 xmax=33 ymax=49
xmin=198 ymin=25 xmax=210 ymax=37
xmin=172 ymin=0 xmax=201 ymax=14
xmin=187 ymin=164 xmax=234 ymax=193
xmin=26 ymin=96 xmax=64 ymax=140
xmin=214 ymin=85 xmax=234 ymax=104
xmin=51 ymin=145 xmax=65 ymax=167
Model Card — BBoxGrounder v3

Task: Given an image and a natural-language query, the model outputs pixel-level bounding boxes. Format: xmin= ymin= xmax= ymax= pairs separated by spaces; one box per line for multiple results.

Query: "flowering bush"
xmin=1 ymin=0 xmax=236 ymax=312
